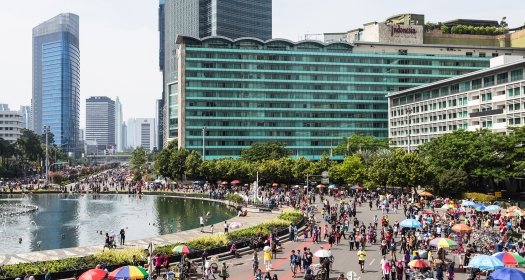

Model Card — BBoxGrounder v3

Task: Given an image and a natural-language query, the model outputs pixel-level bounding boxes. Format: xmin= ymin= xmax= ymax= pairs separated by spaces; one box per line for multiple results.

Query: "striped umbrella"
xmin=429 ymin=237 xmax=458 ymax=249
xmin=492 ymin=252 xmax=525 ymax=266
xmin=109 ymin=266 xmax=148 ymax=280
xmin=172 ymin=244 xmax=192 ymax=254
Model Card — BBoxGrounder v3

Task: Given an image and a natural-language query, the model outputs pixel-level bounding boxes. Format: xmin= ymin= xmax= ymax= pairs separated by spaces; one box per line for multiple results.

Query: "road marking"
xmin=369 ymin=258 xmax=375 ymax=266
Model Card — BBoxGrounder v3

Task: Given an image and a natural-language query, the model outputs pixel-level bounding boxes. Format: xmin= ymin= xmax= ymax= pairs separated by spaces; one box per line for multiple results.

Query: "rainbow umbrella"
xmin=172 ymin=244 xmax=192 ymax=254
xmin=492 ymin=252 xmax=525 ymax=266
xmin=79 ymin=269 xmax=107 ymax=280
xmin=109 ymin=266 xmax=148 ymax=280
xmin=429 ymin=237 xmax=458 ymax=249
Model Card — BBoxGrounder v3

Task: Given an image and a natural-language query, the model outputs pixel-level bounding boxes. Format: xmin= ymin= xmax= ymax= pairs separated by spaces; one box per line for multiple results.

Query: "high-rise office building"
xmin=160 ymin=0 xmax=272 ymax=146
xmin=126 ymin=118 xmax=156 ymax=151
xmin=86 ymin=97 xmax=115 ymax=150
xmin=32 ymin=13 xmax=80 ymax=155
xmin=19 ymin=106 xmax=32 ymax=130
xmin=0 ymin=104 xmax=9 ymax=111
xmin=115 ymin=97 xmax=124 ymax=152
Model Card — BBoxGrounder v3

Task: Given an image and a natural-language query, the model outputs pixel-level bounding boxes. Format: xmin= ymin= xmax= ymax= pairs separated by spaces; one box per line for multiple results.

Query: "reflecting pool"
xmin=0 ymin=194 xmax=236 ymax=254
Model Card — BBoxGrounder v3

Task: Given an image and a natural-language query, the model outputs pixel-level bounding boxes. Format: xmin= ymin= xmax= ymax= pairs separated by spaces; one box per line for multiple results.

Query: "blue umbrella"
xmin=468 ymin=255 xmax=504 ymax=270
xmin=328 ymin=184 xmax=337 ymax=189
xmin=462 ymin=201 xmax=476 ymax=207
xmin=489 ymin=268 xmax=525 ymax=280
xmin=486 ymin=205 xmax=502 ymax=213
xmin=400 ymin=219 xmax=422 ymax=229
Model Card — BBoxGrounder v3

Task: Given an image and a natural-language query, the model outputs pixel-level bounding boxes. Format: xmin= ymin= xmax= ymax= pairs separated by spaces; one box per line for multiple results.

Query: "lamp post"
xmin=405 ymin=108 xmax=413 ymax=152
xmin=43 ymin=126 xmax=50 ymax=186
xmin=202 ymin=127 xmax=206 ymax=160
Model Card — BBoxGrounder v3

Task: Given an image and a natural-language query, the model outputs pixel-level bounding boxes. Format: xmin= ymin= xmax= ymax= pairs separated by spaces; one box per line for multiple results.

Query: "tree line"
xmin=0 ymin=129 xmax=69 ymax=178
xmin=143 ymin=127 xmax=525 ymax=197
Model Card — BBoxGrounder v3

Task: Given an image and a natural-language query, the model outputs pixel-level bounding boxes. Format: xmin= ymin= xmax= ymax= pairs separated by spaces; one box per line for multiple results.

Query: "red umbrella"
xmin=79 ymin=269 xmax=107 ymax=280
xmin=231 ymin=180 xmax=240 ymax=185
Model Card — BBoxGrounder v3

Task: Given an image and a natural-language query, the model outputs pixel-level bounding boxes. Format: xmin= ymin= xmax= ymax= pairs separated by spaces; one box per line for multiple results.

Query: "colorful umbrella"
xmin=486 ymin=205 xmax=502 ymax=213
xmin=492 ymin=252 xmax=525 ymax=266
xmin=462 ymin=201 xmax=476 ymax=207
xmin=80 ymin=269 xmax=107 ymax=280
xmin=419 ymin=191 xmax=433 ymax=197
xmin=230 ymin=180 xmax=240 ymax=185
xmin=172 ymin=244 xmax=192 ymax=255
xmin=351 ymin=185 xmax=364 ymax=190
xmin=507 ymin=206 xmax=521 ymax=213
xmin=475 ymin=205 xmax=487 ymax=212
xmin=506 ymin=210 xmax=523 ymax=217
xmin=221 ymin=181 xmax=228 ymax=185
xmin=468 ymin=255 xmax=504 ymax=270
xmin=488 ymin=268 xmax=525 ymax=280
xmin=429 ymin=237 xmax=457 ymax=249
xmin=400 ymin=218 xmax=422 ymax=229
xmin=272 ymin=183 xmax=279 ymax=187
xmin=316 ymin=184 xmax=326 ymax=188
xmin=452 ymin=223 xmax=472 ymax=233
xmin=109 ymin=266 xmax=148 ymax=280
xmin=408 ymin=260 xmax=429 ymax=268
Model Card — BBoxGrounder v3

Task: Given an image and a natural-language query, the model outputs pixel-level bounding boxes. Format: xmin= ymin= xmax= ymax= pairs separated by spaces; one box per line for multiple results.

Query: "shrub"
xmin=187 ymin=234 xmax=230 ymax=250
xmin=225 ymin=193 xmax=244 ymax=204
xmin=463 ymin=192 xmax=496 ymax=202
xmin=278 ymin=209 xmax=304 ymax=224
xmin=94 ymin=248 xmax=147 ymax=264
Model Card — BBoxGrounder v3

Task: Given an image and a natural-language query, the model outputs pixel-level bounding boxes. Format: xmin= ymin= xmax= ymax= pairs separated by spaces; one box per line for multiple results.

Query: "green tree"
xmin=130 ymin=147 xmax=148 ymax=181
xmin=184 ymin=150 xmax=203 ymax=179
xmin=291 ymin=157 xmax=314 ymax=183
xmin=240 ymin=142 xmax=291 ymax=162
xmin=434 ymin=169 xmax=468 ymax=197
xmin=441 ymin=25 xmax=451 ymax=33
xmin=169 ymin=147 xmax=190 ymax=181
xmin=329 ymin=155 xmax=366 ymax=185
xmin=334 ymin=134 xmax=388 ymax=156
xmin=154 ymin=141 xmax=176 ymax=179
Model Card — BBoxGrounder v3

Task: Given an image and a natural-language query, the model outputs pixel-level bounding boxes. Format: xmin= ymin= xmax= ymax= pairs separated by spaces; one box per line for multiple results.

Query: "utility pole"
xmin=44 ymin=126 xmax=49 ymax=186
xmin=202 ymin=127 xmax=206 ymax=160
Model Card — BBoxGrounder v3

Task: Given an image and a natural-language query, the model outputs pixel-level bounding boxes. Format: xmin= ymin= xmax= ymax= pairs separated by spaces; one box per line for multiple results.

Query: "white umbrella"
xmin=441 ymin=204 xmax=452 ymax=210
xmin=229 ymin=222 xmax=242 ymax=229
xmin=263 ymin=246 xmax=271 ymax=252
xmin=314 ymin=249 xmax=331 ymax=258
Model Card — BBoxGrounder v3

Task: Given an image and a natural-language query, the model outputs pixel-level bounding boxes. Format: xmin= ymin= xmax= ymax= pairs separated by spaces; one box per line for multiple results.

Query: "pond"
xmin=0 ymin=193 xmax=236 ymax=254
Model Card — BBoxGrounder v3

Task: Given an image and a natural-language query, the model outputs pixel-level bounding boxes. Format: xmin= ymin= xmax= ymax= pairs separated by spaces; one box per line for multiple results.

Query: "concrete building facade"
xmin=0 ymin=110 xmax=23 ymax=142
xmin=388 ymin=56 xmax=525 ymax=150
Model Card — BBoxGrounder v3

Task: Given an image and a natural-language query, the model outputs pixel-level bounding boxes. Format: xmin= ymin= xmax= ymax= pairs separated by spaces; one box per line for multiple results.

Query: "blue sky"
xmin=1 ymin=0 xmax=524 ymax=126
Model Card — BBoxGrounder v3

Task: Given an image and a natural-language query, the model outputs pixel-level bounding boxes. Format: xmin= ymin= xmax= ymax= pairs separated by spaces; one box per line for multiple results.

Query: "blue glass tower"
xmin=32 ymin=13 xmax=80 ymax=155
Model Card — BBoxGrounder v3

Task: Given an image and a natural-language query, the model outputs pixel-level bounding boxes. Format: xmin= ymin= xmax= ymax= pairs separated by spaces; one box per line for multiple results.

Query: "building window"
xmin=497 ymin=72 xmax=508 ymax=84
xmin=472 ymin=79 xmax=482 ymax=90
xmin=466 ymin=52 xmax=473 ymax=57
xmin=511 ymin=69 xmax=523 ymax=81
xmin=479 ymin=52 xmax=486 ymax=57
xmin=483 ymin=76 xmax=494 ymax=87
xmin=492 ymin=53 xmax=499 ymax=57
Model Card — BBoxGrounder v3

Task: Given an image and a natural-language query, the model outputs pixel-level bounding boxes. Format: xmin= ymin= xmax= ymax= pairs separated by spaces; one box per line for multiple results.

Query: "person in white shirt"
xmin=200 ymin=216 xmax=205 ymax=232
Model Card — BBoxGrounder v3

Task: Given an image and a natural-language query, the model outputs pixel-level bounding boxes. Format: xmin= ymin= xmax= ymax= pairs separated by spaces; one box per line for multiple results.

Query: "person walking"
xmin=119 ymin=228 xmax=125 ymax=245
xmin=289 ymin=250 xmax=297 ymax=277
xmin=264 ymin=247 xmax=272 ymax=271
xmin=357 ymin=249 xmax=366 ymax=273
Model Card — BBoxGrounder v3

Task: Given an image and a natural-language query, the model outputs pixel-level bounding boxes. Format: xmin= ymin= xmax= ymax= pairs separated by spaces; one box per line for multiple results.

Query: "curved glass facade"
xmin=173 ymin=37 xmax=490 ymax=159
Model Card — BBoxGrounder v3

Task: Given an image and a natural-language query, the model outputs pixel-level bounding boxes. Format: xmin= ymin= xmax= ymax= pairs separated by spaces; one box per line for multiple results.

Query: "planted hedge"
xmin=464 ymin=192 xmax=497 ymax=202
xmin=1 ymin=210 xmax=303 ymax=279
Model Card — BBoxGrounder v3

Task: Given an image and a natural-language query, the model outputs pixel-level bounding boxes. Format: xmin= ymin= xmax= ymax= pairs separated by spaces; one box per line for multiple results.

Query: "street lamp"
xmin=202 ymin=127 xmax=206 ymax=160
xmin=405 ymin=108 xmax=413 ymax=152
xmin=43 ymin=126 xmax=50 ymax=186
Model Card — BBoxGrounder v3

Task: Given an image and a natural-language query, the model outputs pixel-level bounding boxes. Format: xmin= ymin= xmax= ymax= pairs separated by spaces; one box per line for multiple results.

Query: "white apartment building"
xmin=126 ymin=118 xmax=156 ymax=151
xmin=388 ymin=56 xmax=525 ymax=150
xmin=0 ymin=110 xmax=23 ymax=142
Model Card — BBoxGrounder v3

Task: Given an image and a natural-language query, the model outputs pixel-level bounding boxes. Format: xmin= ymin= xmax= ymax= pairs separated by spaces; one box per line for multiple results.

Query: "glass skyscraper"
xmin=160 ymin=0 xmax=272 ymax=146
xmin=32 ymin=13 xmax=80 ymax=155
xmin=172 ymin=36 xmax=525 ymax=159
